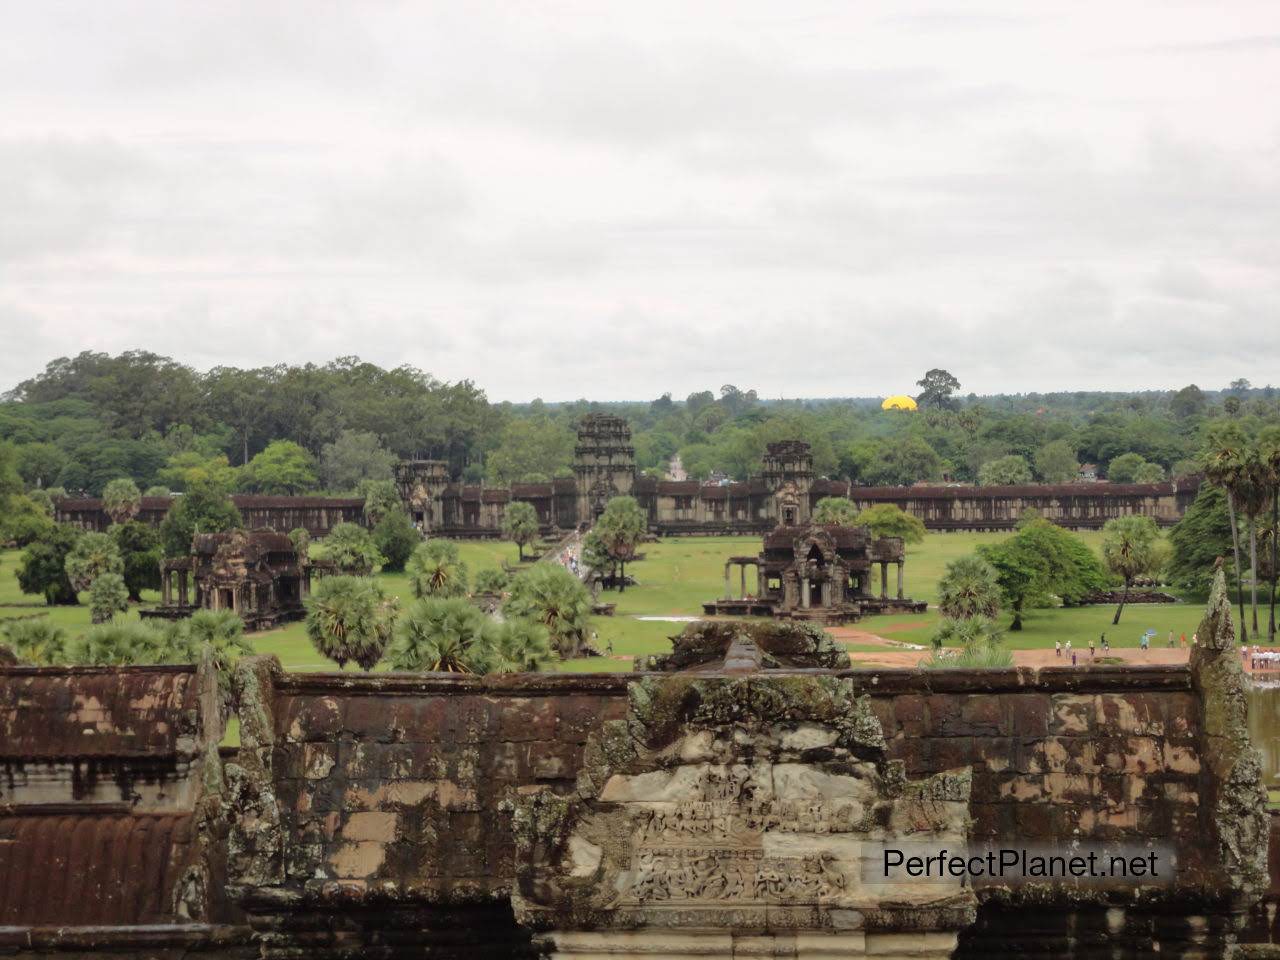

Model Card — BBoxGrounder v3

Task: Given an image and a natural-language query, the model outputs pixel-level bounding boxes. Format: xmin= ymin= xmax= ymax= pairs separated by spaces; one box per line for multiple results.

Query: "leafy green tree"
xmin=863 ymin=435 xmax=944 ymax=486
xmin=1167 ymin=484 xmax=1235 ymax=597
xmin=485 ymin=418 xmax=575 ymax=485
xmin=1034 ymin=440 xmax=1079 ymax=483
xmin=26 ymin=488 xmax=55 ymax=516
xmin=1 ymin=619 xmax=67 ymax=664
xmin=1106 ymin=452 xmax=1148 ymax=484
xmin=144 ymin=484 xmax=171 ymax=497
xmin=64 ymin=532 xmax=124 ymax=592
xmin=320 ymin=430 xmax=397 ymax=491
xmin=1132 ymin=461 xmax=1166 ymax=483
xmin=289 ymin=527 xmax=311 ymax=560
xmin=372 ymin=507 xmax=420 ymax=572
xmin=88 ymin=572 xmax=129 ymax=624
xmin=1258 ymin=426 xmax=1280 ymax=641
xmin=158 ymin=480 xmax=242 ymax=557
xmin=937 ymin=556 xmax=1002 ymax=620
xmin=502 ymin=564 xmax=592 ymax=657
xmin=15 ymin=442 xmax=67 ymax=488
xmin=156 ymin=451 xmax=240 ymax=492
xmin=978 ymin=455 xmax=1033 ymax=486
xmin=318 ymin=522 xmax=385 ymax=576
xmin=0 ymin=494 xmax=55 ymax=546
xmin=1170 ymin=384 xmax=1207 ymax=420
xmin=501 ymin=501 xmax=541 ymax=561
xmin=474 ymin=568 xmax=509 ymax=593
xmin=304 ymin=575 xmax=397 ymax=670
xmin=915 ymin=368 xmax=961 ymax=411
xmin=239 ymin=440 xmax=318 ymax=494
xmin=16 ymin=525 xmax=80 ymax=605
xmin=855 ymin=504 xmax=927 ymax=544
xmin=387 ymin=597 xmax=492 ymax=672
xmin=813 ymin=497 xmax=860 ymax=526
xmin=111 ymin=520 xmax=162 ymax=601
xmin=977 ymin=519 xmax=1107 ymax=629
xmin=1101 ymin=515 xmax=1162 ymax=625
xmin=593 ymin=496 xmax=648 ymax=591
xmin=406 ymin=540 xmax=470 ymax=598
xmin=975 ymin=538 xmax=1044 ymax=631
xmin=102 ymin=477 xmax=142 ymax=524
xmin=359 ymin=479 xmax=402 ymax=525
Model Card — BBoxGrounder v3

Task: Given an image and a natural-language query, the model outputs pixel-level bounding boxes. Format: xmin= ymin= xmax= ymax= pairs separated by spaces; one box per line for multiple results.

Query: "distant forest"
xmin=0 ymin=350 xmax=1273 ymax=497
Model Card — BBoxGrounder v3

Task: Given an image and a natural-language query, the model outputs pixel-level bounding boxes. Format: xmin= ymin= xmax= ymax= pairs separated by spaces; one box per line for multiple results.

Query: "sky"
xmin=1 ymin=1 xmax=1278 ymax=402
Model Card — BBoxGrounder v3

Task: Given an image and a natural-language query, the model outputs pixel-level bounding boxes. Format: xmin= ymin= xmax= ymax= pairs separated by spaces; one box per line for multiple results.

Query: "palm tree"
xmin=66 ymin=623 xmax=167 ymax=665
xmin=102 ymin=477 xmax=142 ymax=525
xmin=1101 ymin=515 xmax=1161 ymax=626
xmin=0 ymin=618 xmax=67 ymax=664
xmin=925 ymin=616 xmax=1011 ymax=668
xmin=406 ymin=540 xmax=470 ymax=598
xmin=386 ymin=597 xmax=490 ymax=673
xmin=502 ymin=563 xmax=592 ymax=658
xmin=1259 ymin=426 xmax=1280 ymax=641
xmin=304 ymin=575 xmax=396 ymax=670
xmin=486 ymin=619 xmax=552 ymax=673
xmin=180 ymin=609 xmax=256 ymax=705
xmin=1203 ymin=421 xmax=1249 ymax=641
xmin=936 ymin=556 xmax=1002 ymax=620
xmin=1240 ymin=441 xmax=1271 ymax=638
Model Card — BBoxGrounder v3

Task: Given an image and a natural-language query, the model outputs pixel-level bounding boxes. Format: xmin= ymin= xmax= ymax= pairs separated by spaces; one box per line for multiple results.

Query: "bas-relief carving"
xmin=514 ymin=677 xmax=973 ymax=958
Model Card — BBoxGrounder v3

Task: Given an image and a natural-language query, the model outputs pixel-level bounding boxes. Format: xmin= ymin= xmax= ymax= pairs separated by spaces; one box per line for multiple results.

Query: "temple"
xmin=57 ymin=415 xmax=1201 ymax=537
xmin=704 ymin=522 xmax=926 ymax=623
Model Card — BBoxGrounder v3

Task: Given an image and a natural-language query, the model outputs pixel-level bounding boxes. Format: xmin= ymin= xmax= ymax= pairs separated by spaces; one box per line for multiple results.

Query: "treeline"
xmin=1 ymin=353 xmax=1276 ymax=505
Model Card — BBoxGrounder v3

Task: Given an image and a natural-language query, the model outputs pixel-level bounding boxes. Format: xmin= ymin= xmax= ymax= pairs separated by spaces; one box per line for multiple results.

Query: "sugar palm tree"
xmin=486 ymin=618 xmax=552 ymax=673
xmin=0 ymin=618 xmax=67 ymax=664
xmin=1101 ymin=515 xmax=1161 ymax=626
xmin=304 ymin=575 xmax=396 ymax=670
xmin=1259 ymin=426 xmax=1280 ymax=641
xmin=502 ymin=563 xmax=592 ymax=658
xmin=386 ymin=597 xmax=490 ymax=673
xmin=1239 ymin=441 xmax=1271 ymax=638
xmin=936 ymin=555 xmax=1002 ymax=620
xmin=180 ymin=609 xmax=256 ymax=704
xmin=406 ymin=540 xmax=470 ymax=598
xmin=1202 ymin=421 xmax=1249 ymax=641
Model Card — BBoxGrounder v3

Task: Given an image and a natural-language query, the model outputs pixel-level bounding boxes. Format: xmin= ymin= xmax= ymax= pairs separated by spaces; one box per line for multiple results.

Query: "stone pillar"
xmin=897 ymin=561 xmax=905 ymax=600
xmin=820 ymin=580 xmax=831 ymax=607
xmin=756 ymin=564 xmax=764 ymax=597
xmin=724 ymin=564 xmax=732 ymax=601
xmin=801 ymin=578 xmax=811 ymax=609
xmin=162 ymin=570 xmax=171 ymax=606
xmin=880 ymin=563 xmax=888 ymax=599
xmin=179 ymin=570 xmax=189 ymax=607
xmin=740 ymin=565 xmax=746 ymax=599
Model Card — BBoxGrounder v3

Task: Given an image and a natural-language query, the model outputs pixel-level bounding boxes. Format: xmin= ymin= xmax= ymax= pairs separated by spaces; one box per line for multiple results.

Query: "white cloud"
xmin=1 ymin=0 xmax=1278 ymax=401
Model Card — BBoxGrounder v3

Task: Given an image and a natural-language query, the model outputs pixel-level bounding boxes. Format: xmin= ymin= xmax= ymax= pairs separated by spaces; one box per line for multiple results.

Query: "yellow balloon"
xmin=881 ymin=395 xmax=918 ymax=411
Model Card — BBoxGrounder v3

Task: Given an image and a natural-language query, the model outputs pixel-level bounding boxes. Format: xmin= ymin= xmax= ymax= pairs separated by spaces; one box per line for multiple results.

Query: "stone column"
xmin=897 ymin=561 xmax=905 ymax=600
xmin=724 ymin=564 xmax=732 ymax=601
xmin=801 ymin=578 xmax=811 ymax=609
xmin=820 ymin=580 xmax=831 ymax=607
xmin=740 ymin=565 xmax=746 ymax=599
xmin=756 ymin=563 xmax=764 ymax=597
xmin=162 ymin=569 xmax=171 ymax=606
xmin=880 ymin=563 xmax=888 ymax=599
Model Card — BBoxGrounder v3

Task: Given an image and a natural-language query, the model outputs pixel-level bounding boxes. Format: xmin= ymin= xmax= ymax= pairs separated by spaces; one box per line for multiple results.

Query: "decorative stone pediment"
xmin=514 ymin=675 xmax=974 ymax=958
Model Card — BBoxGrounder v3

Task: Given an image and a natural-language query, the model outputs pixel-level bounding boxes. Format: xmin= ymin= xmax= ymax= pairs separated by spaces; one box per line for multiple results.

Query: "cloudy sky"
xmin=1 ymin=1 xmax=1278 ymax=401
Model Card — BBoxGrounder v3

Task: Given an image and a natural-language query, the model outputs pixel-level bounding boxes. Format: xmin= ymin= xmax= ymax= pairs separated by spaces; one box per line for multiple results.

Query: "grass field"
xmin=0 ymin=531 xmax=1221 ymax=672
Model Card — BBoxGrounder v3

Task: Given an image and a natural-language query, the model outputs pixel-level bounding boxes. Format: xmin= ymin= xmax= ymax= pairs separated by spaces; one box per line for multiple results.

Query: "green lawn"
xmin=1 ymin=532 xmax=1217 ymax=672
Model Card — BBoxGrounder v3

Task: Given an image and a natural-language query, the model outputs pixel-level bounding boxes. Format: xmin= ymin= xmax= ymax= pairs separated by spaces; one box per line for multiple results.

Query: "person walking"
xmin=1065 ymin=639 xmax=1072 ymax=657
xmin=1072 ymin=652 xmax=1078 ymax=666
xmin=1055 ymin=640 xmax=1062 ymax=658
xmin=1101 ymin=634 xmax=1110 ymax=653
xmin=1168 ymin=631 xmax=1175 ymax=649
xmin=1089 ymin=638 xmax=1095 ymax=659
xmin=1179 ymin=632 xmax=1187 ymax=648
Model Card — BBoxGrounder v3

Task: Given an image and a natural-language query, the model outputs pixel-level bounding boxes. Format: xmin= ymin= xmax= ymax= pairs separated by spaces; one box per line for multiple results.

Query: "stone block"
xmin=343 ymin=811 xmax=399 ymax=843
xmin=285 ymin=696 xmax=343 ymax=742
xmin=1050 ymin=694 xmax=1096 ymax=735
xmin=1004 ymin=693 xmax=1052 ymax=738
xmin=924 ymin=694 xmax=961 ymax=735
xmin=497 ymin=697 xmax=558 ymax=742
xmin=955 ymin=696 xmax=1004 ymax=736
xmin=343 ymin=697 xmax=397 ymax=742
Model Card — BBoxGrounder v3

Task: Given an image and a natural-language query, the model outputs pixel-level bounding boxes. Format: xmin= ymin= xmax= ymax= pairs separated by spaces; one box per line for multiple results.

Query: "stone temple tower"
xmin=573 ymin=414 xmax=636 ymax=524
xmin=394 ymin=460 xmax=450 ymax=531
xmin=761 ymin=440 xmax=813 ymax=526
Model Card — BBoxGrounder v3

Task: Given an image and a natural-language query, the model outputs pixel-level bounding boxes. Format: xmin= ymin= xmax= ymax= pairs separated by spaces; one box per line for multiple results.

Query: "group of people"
xmin=1053 ymin=630 xmax=1198 ymax=666
xmin=1244 ymin=646 xmax=1280 ymax=672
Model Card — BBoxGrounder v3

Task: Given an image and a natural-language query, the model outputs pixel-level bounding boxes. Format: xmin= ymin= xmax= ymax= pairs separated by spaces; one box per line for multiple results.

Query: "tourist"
xmin=1180 ymin=632 xmax=1187 ymax=648
xmin=1168 ymin=631 xmax=1175 ymax=649
xmin=1192 ymin=632 xmax=1198 ymax=647
xmin=1101 ymin=634 xmax=1110 ymax=653
xmin=1055 ymin=640 xmax=1062 ymax=658
xmin=1072 ymin=652 xmax=1077 ymax=666
xmin=1088 ymin=638 xmax=1095 ymax=659
xmin=1065 ymin=639 xmax=1072 ymax=656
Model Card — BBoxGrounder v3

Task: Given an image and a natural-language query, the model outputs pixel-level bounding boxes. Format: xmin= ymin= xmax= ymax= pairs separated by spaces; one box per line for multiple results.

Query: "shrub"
xmin=88 ymin=572 xmax=129 ymax=624
xmin=1 ymin=618 xmax=67 ymax=664
xmin=372 ymin=507 xmax=420 ymax=572
xmin=474 ymin=568 xmax=509 ymax=594
xmin=317 ymin=522 xmax=384 ymax=576
xmin=16 ymin=525 xmax=80 ymax=605
xmin=406 ymin=540 xmax=469 ymax=598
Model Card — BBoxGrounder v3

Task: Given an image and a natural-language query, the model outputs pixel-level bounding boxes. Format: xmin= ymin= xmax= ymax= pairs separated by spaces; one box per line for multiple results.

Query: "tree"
xmin=1106 ymin=453 xmax=1149 ymax=484
xmin=486 ymin=618 xmax=553 ymax=673
xmin=158 ymin=480 xmax=242 ymax=557
xmin=1101 ymin=516 xmax=1162 ymax=625
xmin=474 ymin=568 xmax=509 ymax=594
xmin=16 ymin=525 xmax=80 ymax=605
xmin=1202 ymin=421 xmax=1250 ymax=641
xmin=0 ymin=494 xmax=55 ymax=546
xmin=239 ymin=440 xmax=318 ymax=495
xmin=102 ymin=477 xmax=142 ymax=524
xmin=88 ymin=573 xmax=129 ymax=624
xmin=813 ymin=497 xmax=860 ymax=526
xmin=64 ymin=532 xmax=123 ymax=592
xmin=387 ymin=597 xmax=493 ymax=672
xmin=1258 ymin=426 xmax=1280 ymax=641
xmin=372 ymin=507 xmax=420 ymax=572
xmin=1239 ymin=439 xmax=1271 ymax=638
xmin=862 ymin=435 xmax=944 ymax=486
xmin=317 ymin=522 xmax=384 ymax=576
xmin=977 ymin=519 xmax=1107 ymax=629
xmin=175 ymin=609 xmax=255 ymax=706
xmin=156 ymin=451 xmax=239 ymax=492
xmin=144 ymin=484 xmax=171 ymax=497
xmin=406 ymin=540 xmax=470 ymax=598
xmin=65 ymin=623 xmax=168 ymax=666
xmin=1 ymin=619 xmax=67 ymax=664
xmin=1034 ymin=440 xmax=1079 ymax=483
xmin=111 ymin=520 xmax=162 ymax=601
xmin=1167 ymin=484 xmax=1235 ymax=597
xmin=926 ymin=616 xmax=1010 ymax=668
xmin=937 ymin=556 xmax=1002 ymax=620
xmin=854 ymin=504 xmax=926 ymax=544
xmin=485 ymin=418 xmax=575 ymax=485
xmin=915 ymin=368 xmax=961 ymax=410
xmin=501 ymin=501 xmax=540 ymax=561
xmin=359 ymin=479 xmax=402 ymax=526
xmin=976 ymin=538 xmax=1044 ymax=631
xmin=1132 ymin=461 xmax=1166 ymax=483
xmin=593 ymin=496 xmax=648 ymax=591
xmin=1170 ymin=384 xmax=1207 ymax=420
xmin=304 ymin=575 xmax=397 ymax=670
xmin=978 ymin=455 xmax=1033 ymax=486
xmin=320 ymin=430 xmax=397 ymax=491
xmin=15 ymin=442 xmax=67 ymax=489
xmin=502 ymin=564 xmax=592 ymax=658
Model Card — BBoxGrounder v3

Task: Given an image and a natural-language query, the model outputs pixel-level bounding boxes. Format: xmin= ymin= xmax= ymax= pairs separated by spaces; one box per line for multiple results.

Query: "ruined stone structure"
xmin=2 ymin=581 xmax=1277 ymax=958
xmin=143 ymin=530 xmax=312 ymax=631
xmin=704 ymin=523 xmax=926 ymax=623
xmin=55 ymin=421 xmax=1200 ymax=539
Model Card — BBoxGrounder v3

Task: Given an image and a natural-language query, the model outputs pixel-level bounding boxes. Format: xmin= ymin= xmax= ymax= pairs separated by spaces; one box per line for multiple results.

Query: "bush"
xmin=159 ymin=480 xmax=241 ymax=557
xmin=288 ymin=527 xmax=311 ymax=560
xmin=88 ymin=572 xmax=129 ymax=623
xmin=386 ymin=597 xmax=550 ymax=674
xmin=65 ymin=623 xmax=169 ymax=665
xmin=111 ymin=520 xmax=162 ymax=601
xmin=17 ymin=524 xmax=80 ymax=605
xmin=474 ymin=568 xmax=509 ymax=594
xmin=855 ymin=503 xmax=926 ymax=544
xmin=1 ymin=618 xmax=67 ymax=664
xmin=372 ymin=507 xmax=420 ymax=572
